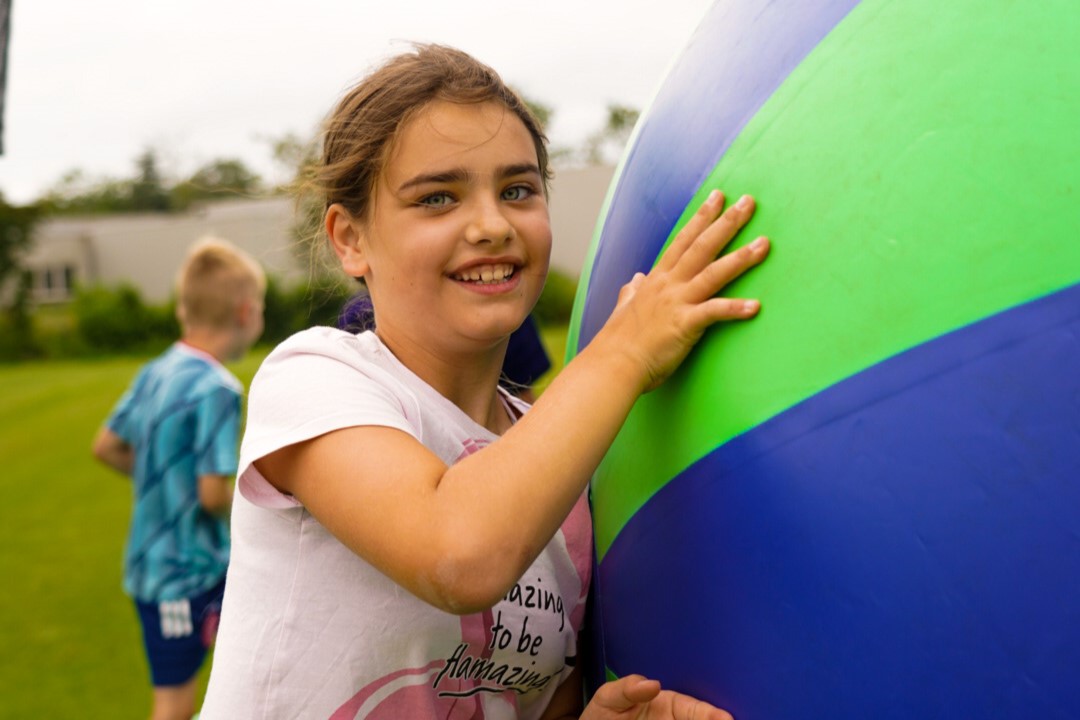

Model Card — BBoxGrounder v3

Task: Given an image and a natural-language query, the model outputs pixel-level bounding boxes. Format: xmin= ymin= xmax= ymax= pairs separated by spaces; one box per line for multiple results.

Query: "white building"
xmin=24 ymin=165 xmax=614 ymax=304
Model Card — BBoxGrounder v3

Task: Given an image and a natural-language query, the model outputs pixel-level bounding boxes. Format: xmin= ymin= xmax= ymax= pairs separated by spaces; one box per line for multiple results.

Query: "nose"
xmin=464 ymin=195 xmax=512 ymax=245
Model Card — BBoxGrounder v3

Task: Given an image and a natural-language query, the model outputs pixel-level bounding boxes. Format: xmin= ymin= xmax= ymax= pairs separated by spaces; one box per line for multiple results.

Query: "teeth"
xmin=455 ymin=264 xmax=515 ymax=284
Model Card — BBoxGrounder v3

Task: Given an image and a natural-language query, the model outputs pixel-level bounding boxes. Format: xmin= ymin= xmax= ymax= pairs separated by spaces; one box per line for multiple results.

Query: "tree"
xmin=268 ymin=132 xmax=317 ymax=188
xmin=38 ymin=169 xmax=135 ymax=215
xmin=512 ymin=88 xmax=574 ymax=165
xmin=517 ymin=91 xmax=554 ymax=130
xmin=37 ymin=150 xmax=171 ymax=215
xmin=510 ymin=95 xmax=640 ymax=167
xmin=0 ymin=195 xmax=41 ymax=359
xmin=189 ymin=158 xmax=261 ymax=194
xmin=130 ymin=149 xmax=171 ymax=211
xmin=38 ymin=150 xmax=268 ymax=215
xmin=584 ymin=103 xmax=640 ymax=165
xmin=0 ymin=194 xmax=39 ymax=295
xmin=170 ymin=158 xmax=262 ymax=209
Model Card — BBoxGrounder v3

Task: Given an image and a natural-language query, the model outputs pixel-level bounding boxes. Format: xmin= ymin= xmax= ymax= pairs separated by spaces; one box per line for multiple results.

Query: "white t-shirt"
xmin=202 ymin=328 xmax=592 ymax=720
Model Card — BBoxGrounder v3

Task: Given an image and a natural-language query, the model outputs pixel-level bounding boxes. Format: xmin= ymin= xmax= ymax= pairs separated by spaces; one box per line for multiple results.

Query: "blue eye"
xmin=502 ymin=185 xmax=533 ymax=201
xmin=419 ymin=192 xmax=453 ymax=207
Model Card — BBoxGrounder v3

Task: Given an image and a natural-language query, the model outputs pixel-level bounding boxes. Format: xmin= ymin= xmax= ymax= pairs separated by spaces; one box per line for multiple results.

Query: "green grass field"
xmin=0 ymin=326 xmax=566 ymax=718
xmin=0 ymin=350 xmax=266 ymax=718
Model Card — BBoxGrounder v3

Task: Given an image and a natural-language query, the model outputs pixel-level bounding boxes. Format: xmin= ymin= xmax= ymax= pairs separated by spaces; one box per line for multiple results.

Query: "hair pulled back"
xmin=315 ymin=43 xmax=551 ymax=222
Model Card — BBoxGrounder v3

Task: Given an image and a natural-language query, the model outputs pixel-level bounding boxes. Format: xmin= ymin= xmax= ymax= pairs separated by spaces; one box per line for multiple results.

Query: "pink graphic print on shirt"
xmin=328 ymin=610 xmax=503 ymax=720
xmin=330 ymin=435 xmax=582 ymax=719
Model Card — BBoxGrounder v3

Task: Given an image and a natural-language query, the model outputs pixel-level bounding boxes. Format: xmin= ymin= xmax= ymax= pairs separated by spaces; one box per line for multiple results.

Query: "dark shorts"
xmin=134 ymin=578 xmax=226 ymax=687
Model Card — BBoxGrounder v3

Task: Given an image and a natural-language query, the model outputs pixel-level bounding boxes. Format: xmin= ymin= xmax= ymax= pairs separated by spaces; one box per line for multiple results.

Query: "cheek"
xmin=524 ymin=215 xmax=553 ymax=257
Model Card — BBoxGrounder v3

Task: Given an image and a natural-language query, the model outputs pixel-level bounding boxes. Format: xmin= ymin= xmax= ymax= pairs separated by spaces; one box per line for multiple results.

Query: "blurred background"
xmin=0 ymin=0 xmax=713 ymax=716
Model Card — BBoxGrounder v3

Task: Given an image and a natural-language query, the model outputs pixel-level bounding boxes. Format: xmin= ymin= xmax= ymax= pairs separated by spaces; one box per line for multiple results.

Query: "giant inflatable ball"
xmin=568 ymin=1 xmax=1080 ymax=717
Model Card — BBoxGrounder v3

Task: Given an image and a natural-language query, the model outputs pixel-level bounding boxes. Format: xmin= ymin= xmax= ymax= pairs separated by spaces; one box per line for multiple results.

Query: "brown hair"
xmin=176 ymin=237 xmax=266 ymax=330
xmin=313 ymin=43 xmax=551 ymax=222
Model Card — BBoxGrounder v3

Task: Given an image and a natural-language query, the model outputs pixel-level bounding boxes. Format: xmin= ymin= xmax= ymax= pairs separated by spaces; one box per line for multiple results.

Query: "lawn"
xmin=0 ymin=325 xmax=567 ymax=718
xmin=0 ymin=349 xmax=266 ymax=718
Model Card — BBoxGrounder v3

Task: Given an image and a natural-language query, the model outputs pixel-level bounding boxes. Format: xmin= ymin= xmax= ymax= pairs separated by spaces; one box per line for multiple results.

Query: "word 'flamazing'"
xmin=433 ymin=642 xmax=560 ymax=698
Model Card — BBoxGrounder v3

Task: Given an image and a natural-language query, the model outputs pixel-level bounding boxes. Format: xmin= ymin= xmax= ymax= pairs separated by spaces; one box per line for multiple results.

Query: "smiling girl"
xmin=201 ymin=44 xmax=770 ymax=720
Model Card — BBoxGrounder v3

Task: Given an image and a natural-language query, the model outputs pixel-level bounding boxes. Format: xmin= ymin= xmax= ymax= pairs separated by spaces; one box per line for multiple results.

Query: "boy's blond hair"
xmin=176 ymin=237 xmax=266 ymax=330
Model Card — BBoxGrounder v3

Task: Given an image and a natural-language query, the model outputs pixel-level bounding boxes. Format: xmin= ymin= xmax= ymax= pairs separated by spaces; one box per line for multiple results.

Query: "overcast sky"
xmin=0 ymin=0 xmax=714 ymax=205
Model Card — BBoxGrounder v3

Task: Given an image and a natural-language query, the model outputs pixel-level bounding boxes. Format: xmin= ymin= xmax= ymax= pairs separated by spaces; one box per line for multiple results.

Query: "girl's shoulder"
xmin=253 ymin=327 xmax=411 ymax=405
xmin=267 ymin=326 xmax=380 ymax=363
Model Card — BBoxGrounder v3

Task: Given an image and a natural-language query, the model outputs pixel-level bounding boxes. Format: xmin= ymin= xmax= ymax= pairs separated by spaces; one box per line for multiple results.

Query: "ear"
xmin=235 ymin=295 xmax=253 ymax=326
xmin=326 ymin=203 xmax=370 ymax=278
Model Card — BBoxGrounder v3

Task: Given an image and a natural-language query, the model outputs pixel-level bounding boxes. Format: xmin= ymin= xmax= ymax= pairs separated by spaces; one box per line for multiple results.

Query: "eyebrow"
xmin=396 ymin=163 xmax=542 ymax=193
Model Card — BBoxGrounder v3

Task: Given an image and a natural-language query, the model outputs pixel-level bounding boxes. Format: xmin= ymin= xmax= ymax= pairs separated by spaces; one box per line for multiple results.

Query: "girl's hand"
xmin=599 ymin=190 xmax=769 ymax=393
xmin=581 ymin=675 xmax=734 ymax=720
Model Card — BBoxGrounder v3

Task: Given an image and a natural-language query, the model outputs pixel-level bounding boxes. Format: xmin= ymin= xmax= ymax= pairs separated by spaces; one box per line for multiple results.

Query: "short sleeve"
xmin=194 ymin=385 xmax=242 ymax=478
xmin=105 ymin=367 xmax=148 ymax=444
xmin=237 ymin=330 xmax=421 ymax=509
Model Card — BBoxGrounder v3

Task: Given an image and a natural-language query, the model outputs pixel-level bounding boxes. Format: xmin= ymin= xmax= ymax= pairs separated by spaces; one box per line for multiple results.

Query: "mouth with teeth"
xmin=450 ymin=263 xmax=517 ymax=285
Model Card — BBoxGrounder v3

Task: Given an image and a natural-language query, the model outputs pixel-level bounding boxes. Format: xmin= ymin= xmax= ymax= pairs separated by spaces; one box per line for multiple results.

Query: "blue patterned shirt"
xmin=107 ymin=342 xmax=240 ymax=601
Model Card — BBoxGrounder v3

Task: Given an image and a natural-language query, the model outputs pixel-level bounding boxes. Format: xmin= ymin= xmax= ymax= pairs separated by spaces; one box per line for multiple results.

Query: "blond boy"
xmin=92 ymin=237 xmax=265 ymax=720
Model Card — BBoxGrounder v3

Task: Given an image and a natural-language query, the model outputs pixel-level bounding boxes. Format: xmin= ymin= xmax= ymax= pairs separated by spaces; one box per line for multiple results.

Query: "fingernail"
xmin=736 ymin=194 xmax=752 ymax=209
xmin=744 ymin=300 xmax=760 ymax=313
xmin=750 ymin=237 xmax=766 ymax=250
xmin=707 ymin=189 xmax=721 ymax=204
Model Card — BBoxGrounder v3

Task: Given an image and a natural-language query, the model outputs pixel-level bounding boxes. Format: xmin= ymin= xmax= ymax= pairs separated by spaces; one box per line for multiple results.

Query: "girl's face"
xmin=341 ymin=100 xmax=552 ymax=356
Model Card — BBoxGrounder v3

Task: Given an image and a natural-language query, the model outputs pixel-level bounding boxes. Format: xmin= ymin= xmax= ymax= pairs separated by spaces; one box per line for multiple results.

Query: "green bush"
xmin=63 ymin=277 xmax=353 ymax=358
xmin=0 ymin=314 xmax=41 ymax=360
xmin=4 ymin=268 xmax=564 ymax=363
xmin=262 ymin=275 xmax=356 ymax=345
xmin=299 ymin=278 xmax=358 ymax=331
xmin=72 ymin=284 xmax=178 ymax=356
xmin=260 ymin=275 xmax=297 ymax=345
xmin=31 ymin=303 xmax=83 ymax=358
xmin=533 ymin=268 xmax=579 ymax=326
xmin=0 ymin=272 xmax=42 ymax=361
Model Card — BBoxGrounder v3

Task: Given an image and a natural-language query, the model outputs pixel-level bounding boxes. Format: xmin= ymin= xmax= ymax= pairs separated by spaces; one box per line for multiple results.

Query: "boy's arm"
xmin=198 ymin=474 xmax=234 ymax=516
xmin=91 ymin=427 xmax=134 ymax=476
xmin=194 ymin=384 xmax=241 ymax=517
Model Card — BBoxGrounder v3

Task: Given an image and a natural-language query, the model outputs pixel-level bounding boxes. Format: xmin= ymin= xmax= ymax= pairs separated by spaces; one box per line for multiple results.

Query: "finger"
xmin=655 ymin=190 xmax=727 ymax=273
xmin=674 ymin=194 xmax=757 ymax=281
xmin=593 ymin=675 xmax=662 ymax=711
xmin=669 ymin=691 xmax=735 ymax=720
xmin=685 ymin=296 xmax=761 ymax=329
xmin=615 ymin=271 xmax=647 ymax=309
xmin=621 ymin=675 xmax=663 ymax=705
xmin=687 ymin=235 xmax=770 ymax=302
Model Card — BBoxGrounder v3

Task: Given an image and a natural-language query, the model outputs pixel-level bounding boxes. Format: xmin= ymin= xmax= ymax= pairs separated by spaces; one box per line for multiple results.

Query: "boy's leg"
xmin=134 ymin=579 xmax=227 ymax=720
xmin=150 ymin=681 xmax=197 ymax=720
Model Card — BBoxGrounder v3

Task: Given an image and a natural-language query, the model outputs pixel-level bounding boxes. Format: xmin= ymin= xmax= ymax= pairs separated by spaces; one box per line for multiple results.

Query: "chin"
xmin=459 ymin=318 xmax=524 ymax=348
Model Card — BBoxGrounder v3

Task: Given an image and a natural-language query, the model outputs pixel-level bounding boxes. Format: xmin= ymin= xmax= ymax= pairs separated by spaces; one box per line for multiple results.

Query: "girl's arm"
xmin=255 ymin=191 xmax=769 ymax=614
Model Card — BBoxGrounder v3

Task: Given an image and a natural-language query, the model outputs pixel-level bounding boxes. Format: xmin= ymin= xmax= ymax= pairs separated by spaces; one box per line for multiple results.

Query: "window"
xmin=31 ymin=263 xmax=77 ymax=302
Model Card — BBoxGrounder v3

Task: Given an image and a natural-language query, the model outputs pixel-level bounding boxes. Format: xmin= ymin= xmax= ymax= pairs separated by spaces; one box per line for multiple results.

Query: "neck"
xmin=375 ymin=328 xmax=512 ymax=434
xmin=181 ymin=327 xmax=237 ymax=365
